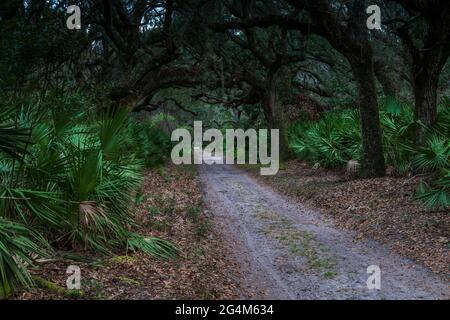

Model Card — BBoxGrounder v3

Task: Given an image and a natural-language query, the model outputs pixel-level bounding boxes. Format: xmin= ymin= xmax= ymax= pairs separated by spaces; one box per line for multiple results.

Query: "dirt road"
xmin=199 ymin=164 xmax=449 ymax=300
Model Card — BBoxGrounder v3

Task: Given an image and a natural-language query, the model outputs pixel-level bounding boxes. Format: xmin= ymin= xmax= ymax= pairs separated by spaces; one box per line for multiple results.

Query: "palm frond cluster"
xmin=289 ymin=98 xmax=449 ymax=210
xmin=0 ymin=94 xmax=177 ymax=298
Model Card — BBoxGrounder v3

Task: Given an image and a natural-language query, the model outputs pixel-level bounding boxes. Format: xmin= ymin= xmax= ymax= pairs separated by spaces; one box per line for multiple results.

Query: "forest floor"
xmin=199 ymin=162 xmax=449 ymax=299
xmin=15 ymin=165 xmax=249 ymax=299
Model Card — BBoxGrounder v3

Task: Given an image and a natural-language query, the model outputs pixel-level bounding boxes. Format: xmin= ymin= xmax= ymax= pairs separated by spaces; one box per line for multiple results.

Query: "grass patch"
xmin=32 ymin=276 xmax=84 ymax=298
xmin=117 ymin=276 xmax=142 ymax=287
xmin=110 ymin=255 xmax=137 ymax=264
xmin=258 ymin=212 xmax=337 ymax=278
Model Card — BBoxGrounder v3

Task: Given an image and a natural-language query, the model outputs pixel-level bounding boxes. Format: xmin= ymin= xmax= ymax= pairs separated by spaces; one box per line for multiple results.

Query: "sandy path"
xmin=198 ymin=164 xmax=449 ymax=300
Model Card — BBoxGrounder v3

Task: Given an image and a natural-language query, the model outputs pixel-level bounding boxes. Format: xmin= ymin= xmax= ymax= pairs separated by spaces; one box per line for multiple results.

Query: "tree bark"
xmin=374 ymin=57 xmax=399 ymax=99
xmin=263 ymin=73 xmax=291 ymax=160
xmin=410 ymin=48 xmax=447 ymax=143
xmin=413 ymin=67 xmax=439 ymax=142
xmin=350 ymin=57 xmax=386 ymax=178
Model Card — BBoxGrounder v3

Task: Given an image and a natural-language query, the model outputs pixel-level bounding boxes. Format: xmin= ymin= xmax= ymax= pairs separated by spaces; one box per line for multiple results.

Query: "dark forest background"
xmin=0 ymin=0 xmax=448 ymax=298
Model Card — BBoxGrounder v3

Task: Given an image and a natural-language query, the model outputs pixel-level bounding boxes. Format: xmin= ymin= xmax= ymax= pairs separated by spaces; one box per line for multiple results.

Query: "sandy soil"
xmin=199 ymin=163 xmax=450 ymax=300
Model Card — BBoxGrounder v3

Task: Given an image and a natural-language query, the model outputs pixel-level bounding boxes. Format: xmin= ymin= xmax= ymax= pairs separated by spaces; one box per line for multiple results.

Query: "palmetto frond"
xmin=0 ymin=217 xmax=50 ymax=298
xmin=414 ymin=135 xmax=449 ymax=172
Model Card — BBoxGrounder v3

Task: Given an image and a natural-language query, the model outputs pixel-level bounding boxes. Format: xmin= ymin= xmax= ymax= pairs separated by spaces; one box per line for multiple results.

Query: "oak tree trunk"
xmin=412 ymin=64 xmax=440 ymax=143
xmin=350 ymin=58 xmax=386 ymax=178
xmin=374 ymin=57 xmax=398 ymax=100
xmin=263 ymin=74 xmax=291 ymax=160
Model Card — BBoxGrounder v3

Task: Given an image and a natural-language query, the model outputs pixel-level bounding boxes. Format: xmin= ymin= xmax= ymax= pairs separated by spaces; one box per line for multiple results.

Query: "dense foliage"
xmin=0 ymin=0 xmax=448 ymax=298
xmin=0 ymin=93 xmax=176 ymax=297
xmin=290 ymin=98 xmax=450 ymax=209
